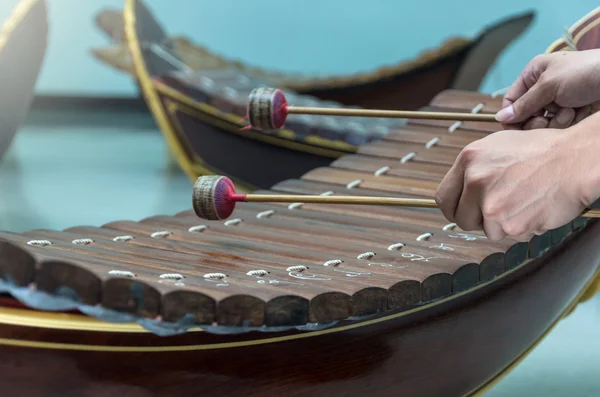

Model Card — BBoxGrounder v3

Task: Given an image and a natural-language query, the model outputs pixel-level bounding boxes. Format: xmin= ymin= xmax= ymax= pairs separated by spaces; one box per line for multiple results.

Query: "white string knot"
xmin=448 ymin=121 xmax=462 ymax=133
xmin=387 ymin=243 xmax=405 ymax=251
xmin=224 ymin=218 xmax=242 ymax=226
xmin=151 ymin=231 xmax=172 ymax=238
xmin=26 ymin=240 xmax=51 ymax=246
xmin=374 ymin=166 xmax=390 ymax=176
xmin=400 ymin=152 xmax=416 ymax=163
xmin=108 ymin=270 xmax=135 ymax=278
xmin=113 ymin=235 xmax=133 ymax=242
xmin=72 ymin=238 xmax=93 ymax=245
xmin=160 ymin=273 xmax=184 ymax=280
xmin=425 ymin=137 xmax=440 ymax=149
xmin=286 ymin=265 xmax=308 ymax=272
xmin=356 ymin=252 xmax=375 ymax=260
xmin=416 ymin=233 xmax=433 ymax=241
xmin=246 ymin=269 xmax=269 ymax=276
xmin=204 ymin=273 xmax=227 ymax=279
xmin=443 ymin=223 xmax=457 ymax=231
xmin=256 ymin=210 xmax=275 ymax=219
xmin=471 ymin=103 xmax=485 ymax=113
xmin=346 ymin=180 xmax=362 ymax=189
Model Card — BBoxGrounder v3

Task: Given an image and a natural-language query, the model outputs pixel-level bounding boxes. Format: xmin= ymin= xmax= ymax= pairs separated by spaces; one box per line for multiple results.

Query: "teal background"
xmin=0 ymin=0 xmax=599 ymax=96
xmin=0 ymin=1 xmax=597 ymax=396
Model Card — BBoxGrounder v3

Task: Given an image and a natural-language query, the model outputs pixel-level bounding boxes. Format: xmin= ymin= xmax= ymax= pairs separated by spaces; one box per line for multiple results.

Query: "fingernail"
xmin=495 ymin=105 xmax=514 ymax=122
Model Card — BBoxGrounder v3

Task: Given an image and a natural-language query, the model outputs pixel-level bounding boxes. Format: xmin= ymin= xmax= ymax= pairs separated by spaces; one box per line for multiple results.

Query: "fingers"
xmin=453 ymin=171 xmax=483 ymax=231
xmin=548 ymin=107 xmax=575 ymax=129
xmin=496 ymin=83 xmax=556 ymax=125
xmin=435 ymin=162 xmax=464 ymax=223
xmin=522 ymin=116 xmax=549 ymax=130
xmin=574 ymin=106 xmax=591 ymax=124
xmin=482 ymin=219 xmax=507 ymax=241
xmin=500 ymin=56 xmax=548 ymax=109
xmin=510 ymin=104 xmax=575 ymax=130
xmin=497 ymin=55 xmax=552 ymax=125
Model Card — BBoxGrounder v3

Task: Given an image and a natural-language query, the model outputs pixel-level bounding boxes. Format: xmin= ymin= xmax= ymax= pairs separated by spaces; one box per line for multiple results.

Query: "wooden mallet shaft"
xmin=285 ymin=106 xmax=498 ymax=122
xmin=246 ymin=87 xmax=501 ymax=131
xmin=235 ymin=194 xmax=438 ymax=207
xmin=192 ymin=176 xmax=600 ymax=221
xmin=234 ymin=193 xmax=600 ymax=218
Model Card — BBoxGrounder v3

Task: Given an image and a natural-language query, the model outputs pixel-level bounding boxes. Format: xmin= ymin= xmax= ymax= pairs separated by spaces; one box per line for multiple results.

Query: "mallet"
xmin=245 ymin=87 xmax=498 ymax=130
xmin=192 ymin=175 xmax=600 ymax=221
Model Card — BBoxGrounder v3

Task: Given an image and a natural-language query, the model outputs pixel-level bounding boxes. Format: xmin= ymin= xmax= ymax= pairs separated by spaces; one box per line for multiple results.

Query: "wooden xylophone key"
xmin=20 ymin=229 xmax=358 ymax=326
xmin=127 ymin=215 xmax=472 ymax=302
xmin=405 ymin=92 xmax=501 ymax=133
xmin=297 ymin=164 xmax=574 ymax=246
xmin=0 ymin=231 xmax=161 ymax=316
xmin=74 ymin=223 xmax=433 ymax=318
xmin=17 ymin=229 xmax=255 ymax=323
xmin=357 ymin=140 xmax=461 ymax=166
xmin=407 ymin=112 xmax=500 ymax=133
xmin=69 ymin=225 xmax=417 ymax=319
xmin=0 ymin=231 xmax=101 ymax=296
xmin=428 ymin=90 xmax=506 ymax=114
xmin=223 ymin=202 xmax=535 ymax=262
xmin=331 ymin=154 xmax=450 ymax=181
xmin=380 ymin=125 xmax=483 ymax=149
xmin=265 ymin=180 xmax=530 ymax=262
xmin=22 ymin=228 xmax=392 ymax=324
xmin=266 ymin=180 xmax=470 ymax=230
xmin=301 ymin=168 xmax=440 ymax=197
xmin=234 ymin=199 xmax=526 ymax=272
xmin=175 ymin=206 xmax=482 ymax=273
xmin=263 ymin=180 xmax=547 ymax=261
xmin=97 ymin=220 xmax=433 ymax=310
xmin=177 ymin=204 xmax=507 ymax=284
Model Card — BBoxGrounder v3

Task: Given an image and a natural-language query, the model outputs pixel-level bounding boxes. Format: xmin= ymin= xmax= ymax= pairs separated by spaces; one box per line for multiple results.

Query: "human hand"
xmin=495 ymin=49 xmax=600 ymax=130
xmin=434 ymin=119 xmax=600 ymax=242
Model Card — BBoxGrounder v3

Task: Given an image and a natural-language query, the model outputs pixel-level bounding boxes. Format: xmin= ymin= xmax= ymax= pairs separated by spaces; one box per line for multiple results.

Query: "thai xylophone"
xmin=0 ymin=89 xmax=592 ymax=334
xmin=0 ymin=88 xmax=598 ymax=396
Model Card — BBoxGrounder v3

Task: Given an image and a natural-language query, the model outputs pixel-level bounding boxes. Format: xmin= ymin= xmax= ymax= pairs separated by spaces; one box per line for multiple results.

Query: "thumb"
xmin=496 ymin=55 xmax=553 ymax=124
xmin=496 ymin=82 xmax=556 ymax=124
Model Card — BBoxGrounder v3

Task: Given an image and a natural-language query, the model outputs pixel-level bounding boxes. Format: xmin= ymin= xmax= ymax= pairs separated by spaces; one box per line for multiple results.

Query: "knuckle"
xmin=537 ymin=73 xmax=557 ymax=91
xmin=531 ymin=53 xmax=548 ymax=65
xmin=465 ymin=170 xmax=492 ymax=187
xmin=481 ymin=199 xmax=503 ymax=220
xmin=502 ymin=220 xmax=526 ymax=237
xmin=458 ymin=145 xmax=480 ymax=165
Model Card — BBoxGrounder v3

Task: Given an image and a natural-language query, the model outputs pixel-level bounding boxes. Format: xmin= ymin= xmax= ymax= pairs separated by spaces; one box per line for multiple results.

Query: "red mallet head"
xmin=246 ymin=87 xmax=288 ymax=130
xmin=193 ymin=175 xmax=247 ymax=220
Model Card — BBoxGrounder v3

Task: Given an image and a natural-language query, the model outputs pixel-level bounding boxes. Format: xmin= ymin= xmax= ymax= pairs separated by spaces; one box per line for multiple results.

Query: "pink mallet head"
xmin=192 ymin=175 xmax=246 ymax=220
xmin=246 ymin=87 xmax=288 ymax=130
